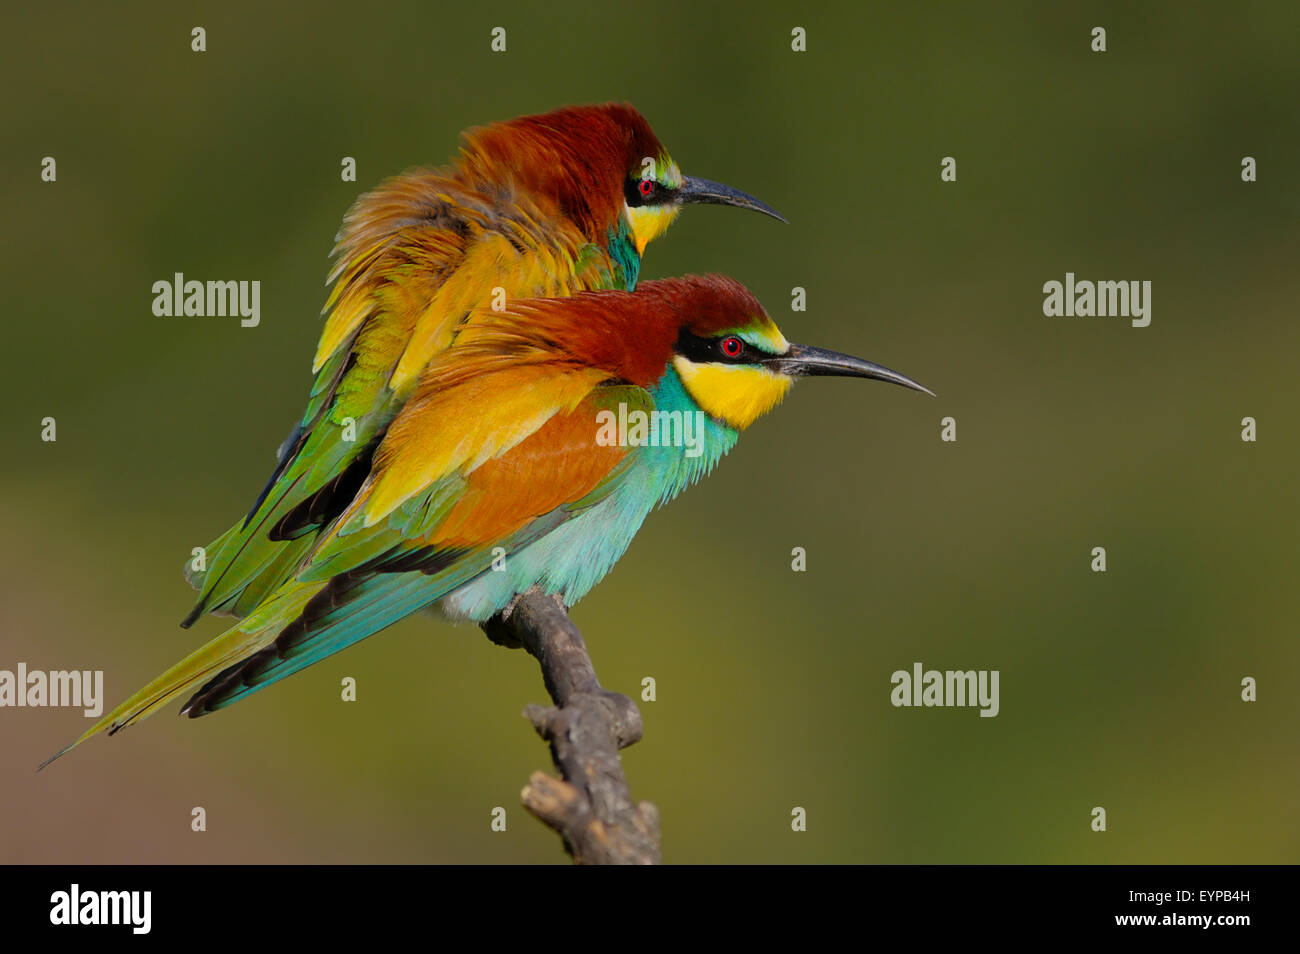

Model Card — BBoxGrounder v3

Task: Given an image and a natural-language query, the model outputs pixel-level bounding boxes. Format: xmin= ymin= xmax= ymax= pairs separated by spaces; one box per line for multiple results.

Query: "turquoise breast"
xmin=439 ymin=365 xmax=737 ymax=620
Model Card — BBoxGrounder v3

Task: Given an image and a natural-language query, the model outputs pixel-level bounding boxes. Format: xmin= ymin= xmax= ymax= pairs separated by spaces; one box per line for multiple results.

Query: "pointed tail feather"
xmin=39 ymin=580 xmax=325 ymax=769
xmin=181 ymin=571 xmax=439 ymax=715
xmin=39 ymin=541 xmax=501 ymax=769
xmin=180 ymin=547 xmax=489 ymax=715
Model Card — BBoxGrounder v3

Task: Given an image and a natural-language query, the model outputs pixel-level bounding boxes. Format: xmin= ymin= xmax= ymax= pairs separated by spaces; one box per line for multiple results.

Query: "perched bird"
xmin=183 ymin=103 xmax=783 ymax=629
xmin=48 ymin=275 xmax=928 ymax=763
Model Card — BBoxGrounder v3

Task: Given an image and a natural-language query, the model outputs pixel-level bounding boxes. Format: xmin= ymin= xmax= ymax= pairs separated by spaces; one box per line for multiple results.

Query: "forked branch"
xmin=482 ymin=587 xmax=660 ymax=864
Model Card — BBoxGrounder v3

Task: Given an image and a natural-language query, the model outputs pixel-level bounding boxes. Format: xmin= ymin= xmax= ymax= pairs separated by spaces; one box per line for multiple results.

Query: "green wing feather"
xmin=183 ymin=177 xmax=615 ymax=626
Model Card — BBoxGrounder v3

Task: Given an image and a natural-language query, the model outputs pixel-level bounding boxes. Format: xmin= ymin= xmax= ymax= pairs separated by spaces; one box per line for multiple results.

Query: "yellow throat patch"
xmin=672 ymin=357 xmax=793 ymax=431
xmin=626 ymin=203 xmax=682 ymax=255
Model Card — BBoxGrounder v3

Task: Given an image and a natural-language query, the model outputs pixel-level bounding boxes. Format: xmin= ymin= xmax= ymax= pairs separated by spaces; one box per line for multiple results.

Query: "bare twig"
xmin=482 ymin=587 xmax=660 ymax=864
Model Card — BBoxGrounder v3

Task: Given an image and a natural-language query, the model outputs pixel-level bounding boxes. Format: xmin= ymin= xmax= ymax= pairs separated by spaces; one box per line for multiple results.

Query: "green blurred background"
xmin=2 ymin=1 xmax=1297 ymax=863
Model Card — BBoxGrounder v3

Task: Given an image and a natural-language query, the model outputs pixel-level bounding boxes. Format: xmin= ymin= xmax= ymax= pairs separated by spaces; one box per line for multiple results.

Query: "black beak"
xmin=765 ymin=343 xmax=933 ymax=395
xmin=676 ymin=175 xmax=787 ymax=223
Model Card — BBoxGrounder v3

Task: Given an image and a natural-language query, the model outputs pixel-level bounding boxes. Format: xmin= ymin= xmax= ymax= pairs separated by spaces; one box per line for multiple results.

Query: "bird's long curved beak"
xmin=677 ymin=175 xmax=787 ymax=223
xmin=766 ymin=343 xmax=934 ymax=395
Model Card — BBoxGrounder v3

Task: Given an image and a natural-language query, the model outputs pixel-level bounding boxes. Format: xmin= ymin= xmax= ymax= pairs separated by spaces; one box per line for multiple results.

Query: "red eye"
xmin=638 ymin=178 xmax=654 ymax=198
xmin=721 ymin=336 xmax=743 ymax=358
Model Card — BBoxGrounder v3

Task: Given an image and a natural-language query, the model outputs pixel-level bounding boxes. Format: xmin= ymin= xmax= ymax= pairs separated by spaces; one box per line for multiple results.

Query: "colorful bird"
xmin=47 ymin=275 xmax=928 ymax=763
xmin=182 ymin=102 xmax=783 ymax=630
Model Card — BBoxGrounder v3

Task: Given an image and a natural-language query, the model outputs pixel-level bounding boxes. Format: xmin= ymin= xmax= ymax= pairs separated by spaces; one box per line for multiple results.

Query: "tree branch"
xmin=482 ymin=587 xmax=660 ymax=864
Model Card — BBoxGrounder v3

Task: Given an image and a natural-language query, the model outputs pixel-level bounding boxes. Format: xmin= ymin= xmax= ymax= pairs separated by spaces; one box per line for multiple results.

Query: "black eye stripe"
xmin=675 ymin=329 xmax=763 ymax=365
xmin=625 ymin=176 xmax=670 ymax=208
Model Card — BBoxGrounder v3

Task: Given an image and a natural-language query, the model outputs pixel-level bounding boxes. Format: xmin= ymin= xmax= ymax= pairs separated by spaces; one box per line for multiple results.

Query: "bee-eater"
xmin=183 ymin=103 xmax=783 ymax=629
xmin=48 ymin=275 xmax=928 ymax=763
